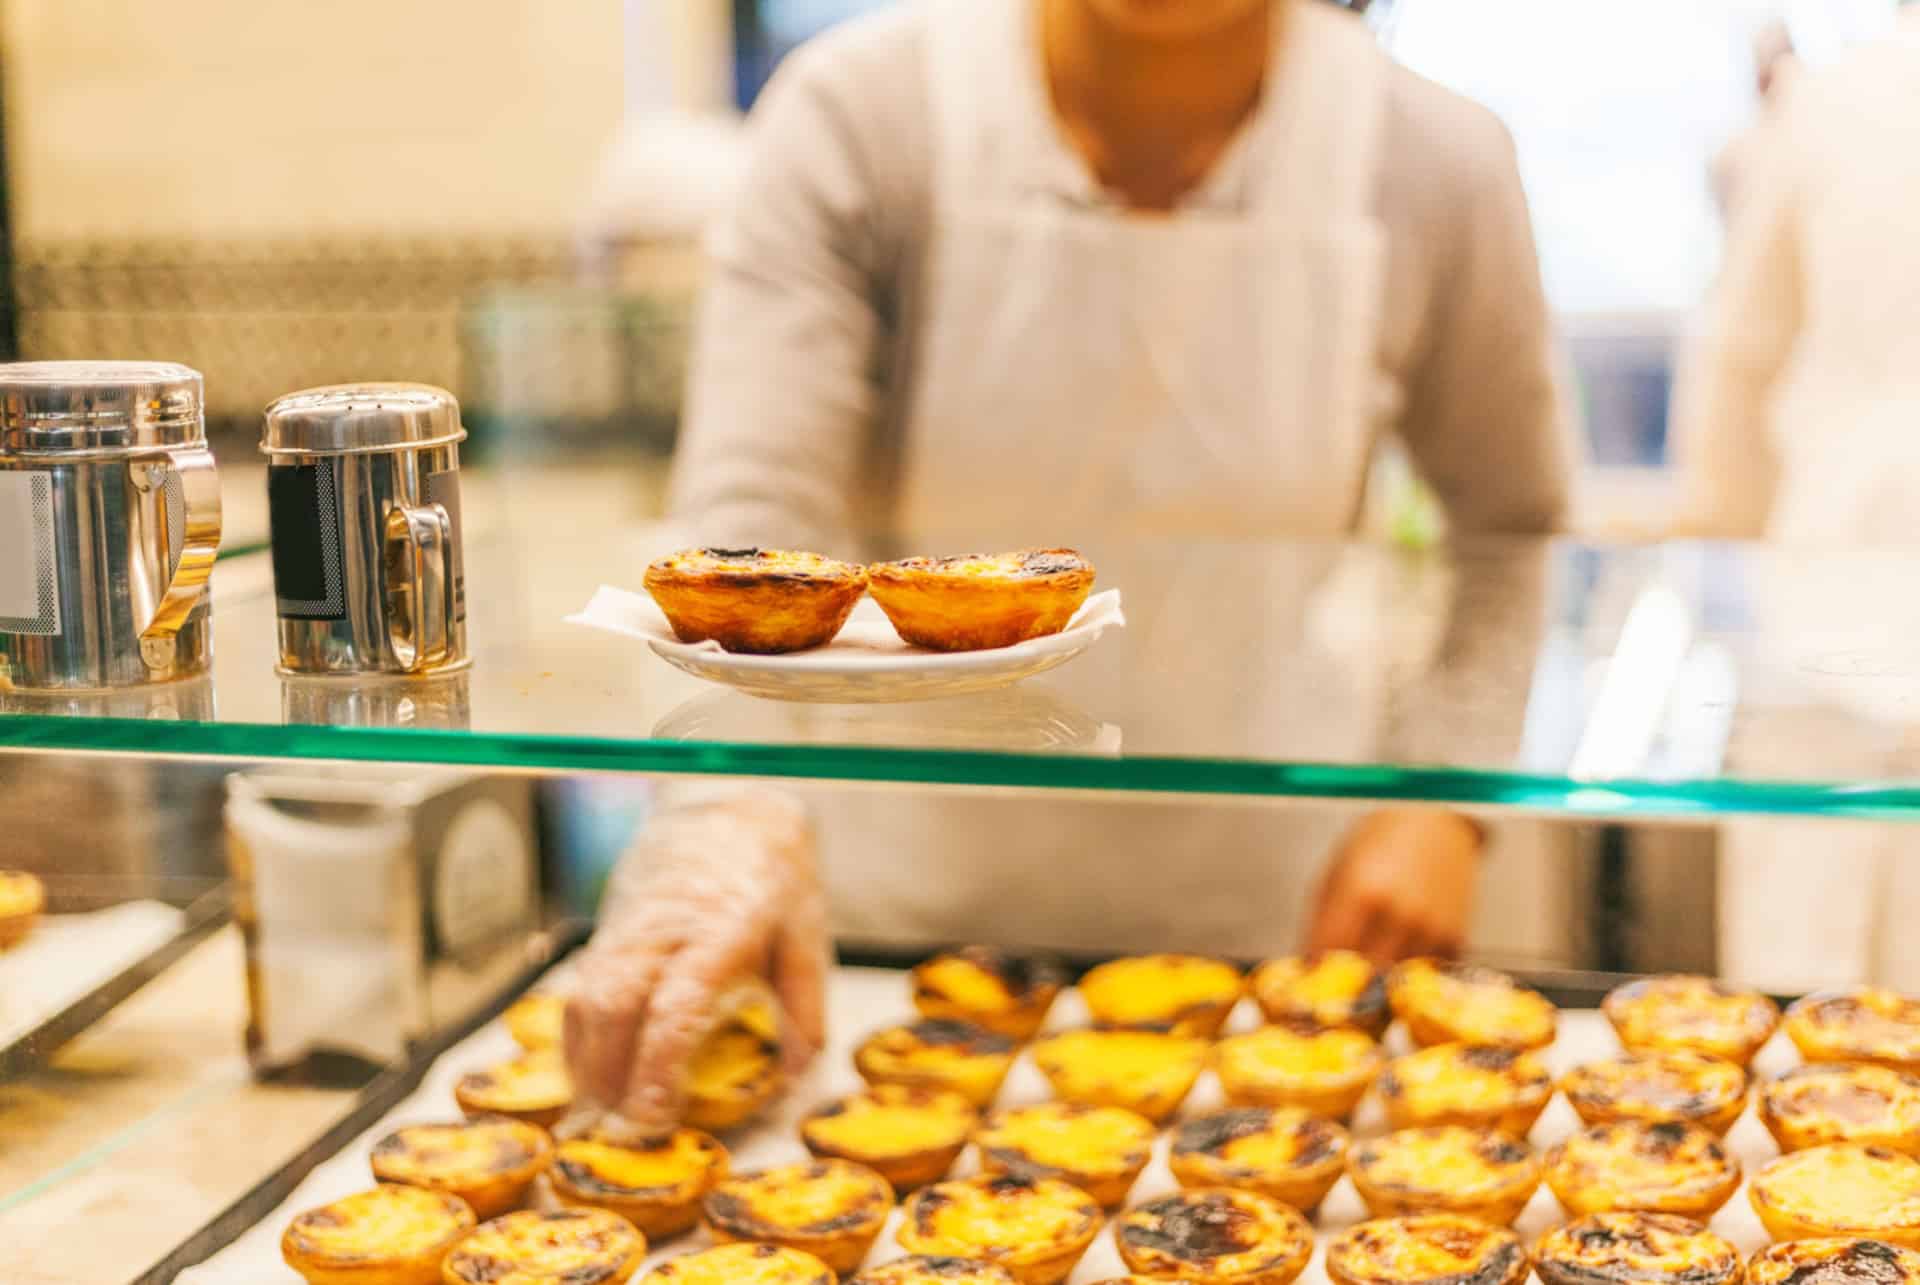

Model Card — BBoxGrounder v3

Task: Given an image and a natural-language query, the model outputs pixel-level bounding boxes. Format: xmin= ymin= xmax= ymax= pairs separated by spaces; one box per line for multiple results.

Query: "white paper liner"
xmin=0 ymin=901 xmax=188 ymax=1051
xmin=179 ymin=968 xmax=1790 ymax=1284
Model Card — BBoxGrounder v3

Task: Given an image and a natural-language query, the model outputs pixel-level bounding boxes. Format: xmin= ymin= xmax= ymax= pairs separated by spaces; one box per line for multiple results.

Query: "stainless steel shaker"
xmin=0 ymin=362 xmax=221 ymax=689
xmin=261 ymin=384 xmax=468 ymax=676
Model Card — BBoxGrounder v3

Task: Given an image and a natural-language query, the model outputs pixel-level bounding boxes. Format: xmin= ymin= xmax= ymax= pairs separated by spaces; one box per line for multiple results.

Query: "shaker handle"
xmin=137 ymin=447 xmax=223 ymax=673
xmin=383 ymin=501 xmax=454 ymax=674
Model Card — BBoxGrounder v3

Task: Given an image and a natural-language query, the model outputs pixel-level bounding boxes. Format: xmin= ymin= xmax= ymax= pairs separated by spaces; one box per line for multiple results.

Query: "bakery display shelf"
xmin=160 ymin=952 xmax=1805 ymax=1285
xmin=0 ymin=884 xmax=229 ymax=1078
xmin=10 ymin=514 xmax=1920 ymax=822
xmin=139 ymin=919 xmax=592 ymax=1285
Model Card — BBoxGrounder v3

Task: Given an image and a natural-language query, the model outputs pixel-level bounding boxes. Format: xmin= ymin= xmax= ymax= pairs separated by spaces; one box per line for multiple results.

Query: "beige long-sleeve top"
xmin=667 ymin=1 xmax=1570 ymax=551
xmin=1673 ymin=11 xmax=1920 ymax=545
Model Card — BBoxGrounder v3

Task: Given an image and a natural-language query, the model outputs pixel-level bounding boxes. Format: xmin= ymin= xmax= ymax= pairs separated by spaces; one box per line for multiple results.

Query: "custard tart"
xmin=1250 ymin=951 xmax=1389 ymax=1037
xmin=454 ymin=1049 xmax=572 ymax=1129
xmin=1169 ymin=1107 xmax=1350 ymax=1214
xmin=1544 ymin=1122 xmax=1741 ymax=1220
xmin=1387 ymin=960 xmax=1556 ymax=1051
xmin=1376 ymin=1044 xmax=1553 ymax=1137
xmin=912 ymin=947 xmax=1066 ymax=1041
xmin=1080 ymin=953 xmax=1244 ymax=1037
xmin=1213 ymin=1025 xmax=1382 ymax=1119
xmin=802 ymin=1085 xmax=977 ymax=1193
xmin=551 ymin=1128 xmax=728 ymax=1240
xmin=504 ymin=993 xmax=566 ymax=1053
xmin=855 ymin=1020 xmax=1018 ymax=1110
xmin=0 ymin=870 xmax=44 ymax=949
xmin=370 ymin=1117 xmax=554 ymax=1219
xmin=685 ymin=1001 xmax=783 ymax=1132
xmin=283 ymin=1183 xmax=476 ymax=1285
xmin=1787 ymin=990 xmax=1920 ymax=1070
xmin=1114 ymin=1188 xmax=1315 ymax=1285
xmin=704 ymin=1159 xmax=893 ymax=1275
xmin=1749 ymin=1144 xmax=1920 ymax=1248
xmin=441 ymin=1208 xmax=646 ymax=1284
xmin=850 ymin=1257 xmax=1019 ymax=1285
xmin=1348 ymin=1126 xmax=1540 ymax=1226
xmin=1748 ymin=1239 xmax=1920 ymax=1285
xmin=898 ymin=1174 xmax=1105 ymax=1285
xmin=1030 ymin=1028 xmax=1211 ymax=1124
xmin=1326 ymin=1215 xmax=1529 ymax=1285
xmin=641 ymin=1244 xmax=835 ymax=1285
xmin=1560 ymin=1052 xmax=1750 ymax=1137
xmin=1762 ymin=1063 xmax=1920 ymax=1155
xmin=1603 ymin=976 xmax=1780 ymax=1066
xmin=866 ymin=550 xmax=1095 ymax=652
xmin=974 ymin=1101 xmax=1157 ymax=1208
xmin=1532 ymin=1212 xmax=1740 ymax=1285
xmin=644 ymin=547 xmax=868 ymax=654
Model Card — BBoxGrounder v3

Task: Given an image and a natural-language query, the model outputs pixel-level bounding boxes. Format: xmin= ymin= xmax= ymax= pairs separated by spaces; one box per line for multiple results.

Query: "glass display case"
xmin=3 ymin=464 xmax=1920 ymax=1280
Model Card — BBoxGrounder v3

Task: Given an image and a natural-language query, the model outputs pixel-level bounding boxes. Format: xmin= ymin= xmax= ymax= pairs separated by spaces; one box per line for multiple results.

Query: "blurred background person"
xmin=1671 ymin=2 xmax=1920 ymax=992
xmin=567 ymin=0 xmax=1573 ymax=1139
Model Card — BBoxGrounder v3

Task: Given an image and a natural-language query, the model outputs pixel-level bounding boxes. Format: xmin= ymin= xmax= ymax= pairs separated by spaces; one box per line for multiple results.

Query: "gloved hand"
xmin=564 ymin=790 xmax=829 ymax=1139
xmin=1304 ymin=808 xmax=1483 ymax=963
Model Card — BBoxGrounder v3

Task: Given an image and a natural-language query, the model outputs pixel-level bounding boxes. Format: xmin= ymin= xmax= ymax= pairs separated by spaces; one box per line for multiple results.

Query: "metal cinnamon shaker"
xmin=261 ymin=383 xmax=468 ymax=676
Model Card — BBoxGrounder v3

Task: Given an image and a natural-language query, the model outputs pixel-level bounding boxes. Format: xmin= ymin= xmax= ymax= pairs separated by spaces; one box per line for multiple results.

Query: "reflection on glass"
xmin=653 ymin=683 xmax=1121 ymax=755
xmin=280 ymin=672 xmax=471 ymax=731
xmin=0 ymin=674 xmax=216 ymax=722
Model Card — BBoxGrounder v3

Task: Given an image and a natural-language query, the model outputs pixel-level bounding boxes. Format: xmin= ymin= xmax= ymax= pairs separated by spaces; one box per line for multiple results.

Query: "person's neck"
xmin=1041 ymin=0 xmax=1278 ymax=212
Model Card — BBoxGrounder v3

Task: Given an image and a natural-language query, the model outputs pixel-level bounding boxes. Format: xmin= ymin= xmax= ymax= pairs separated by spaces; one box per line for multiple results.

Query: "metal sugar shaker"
xmin=0 ymin=361 xmax=221 ymax=690
xmin=261 ymin=383 xmax=469 ymax=676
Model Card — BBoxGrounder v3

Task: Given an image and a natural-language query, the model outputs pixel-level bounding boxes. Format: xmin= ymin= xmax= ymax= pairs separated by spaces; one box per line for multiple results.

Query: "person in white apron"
xmin=1671 ymin=6 xmax=1920 ymax=996
xmin=566 ymin=0 xmax=1570 ymax=1136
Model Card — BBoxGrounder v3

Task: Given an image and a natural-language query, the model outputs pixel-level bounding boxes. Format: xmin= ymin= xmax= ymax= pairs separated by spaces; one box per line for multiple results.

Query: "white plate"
xmin=567 ymin=588 xmax=1125 ymax=704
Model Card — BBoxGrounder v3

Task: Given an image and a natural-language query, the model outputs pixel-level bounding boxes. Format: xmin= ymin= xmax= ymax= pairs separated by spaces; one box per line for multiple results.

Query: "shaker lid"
xmin=261 ymin=383 xmax=467 ymax=456
xmin=0 ymin=360 xmax=205 ymax=453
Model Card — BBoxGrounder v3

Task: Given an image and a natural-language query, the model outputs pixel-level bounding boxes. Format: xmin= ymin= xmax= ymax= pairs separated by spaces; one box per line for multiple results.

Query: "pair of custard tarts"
xmin=283 ymin=1190 xmax=646 ymax=1285
xmin=644 ymin=547 xmax=1095 ymax=655
xmin=655 ymin=1256 xmax=1021 ymax=1285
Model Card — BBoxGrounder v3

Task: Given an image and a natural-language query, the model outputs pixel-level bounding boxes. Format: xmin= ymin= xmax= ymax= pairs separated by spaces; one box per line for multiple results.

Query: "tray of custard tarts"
xmin=568 ymin=546 xmax=1124 ymax=702
xmin=163 ymin=951 xmax=1920 ymax=1285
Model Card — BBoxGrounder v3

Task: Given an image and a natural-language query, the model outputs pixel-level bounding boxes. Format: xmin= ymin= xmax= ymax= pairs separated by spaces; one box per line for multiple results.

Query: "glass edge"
xmin=0 ymin=714 xmax=1912 ymax=821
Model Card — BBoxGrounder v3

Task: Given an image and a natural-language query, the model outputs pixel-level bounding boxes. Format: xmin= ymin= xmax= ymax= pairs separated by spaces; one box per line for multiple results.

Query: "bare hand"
xmin=1305 ymin=809 xmax=1483 ymax=963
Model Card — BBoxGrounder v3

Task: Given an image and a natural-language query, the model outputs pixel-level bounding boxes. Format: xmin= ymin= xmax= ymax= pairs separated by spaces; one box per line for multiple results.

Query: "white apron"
xmin=897 ymin=0 xmax=1387 ymax=542
xmin=801 ymin=0 xmax=1422 ymax=957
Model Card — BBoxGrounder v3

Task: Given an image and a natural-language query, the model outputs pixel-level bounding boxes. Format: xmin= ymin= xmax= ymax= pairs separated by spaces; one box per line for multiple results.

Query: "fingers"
xmin=624 ymin=935 xmax=768 ymax=1134
xmin=772 ymin=894 xmax=832 ymax=1077
xmin=565 ymin=938 xmax=669 ymax=1117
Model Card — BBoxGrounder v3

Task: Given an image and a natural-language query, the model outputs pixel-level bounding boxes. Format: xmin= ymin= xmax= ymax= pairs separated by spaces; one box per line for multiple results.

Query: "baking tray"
xmin=0 ymin=884 xmax=231 ymax=1078
xmin=152 ymin=951 xmax=1799 ymax=1285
